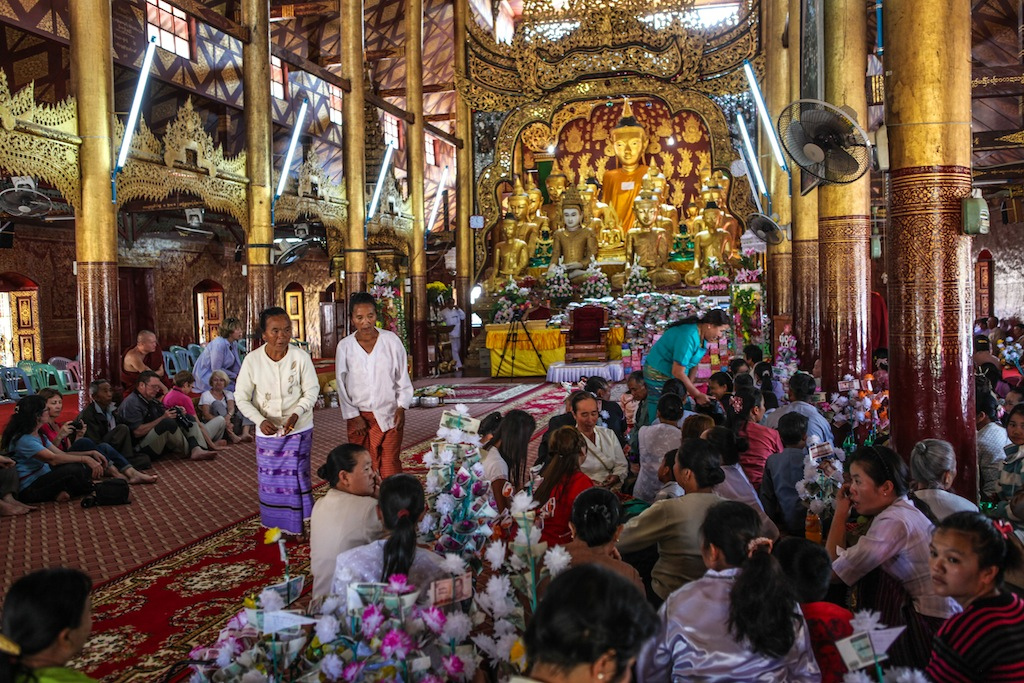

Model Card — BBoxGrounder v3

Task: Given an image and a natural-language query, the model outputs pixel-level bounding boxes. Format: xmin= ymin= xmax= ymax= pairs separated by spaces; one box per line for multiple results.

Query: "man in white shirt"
xmin=335 ymin=292 xmax=415 ymax=477
xmin=439 ymin=297 xmax=466 ymax=371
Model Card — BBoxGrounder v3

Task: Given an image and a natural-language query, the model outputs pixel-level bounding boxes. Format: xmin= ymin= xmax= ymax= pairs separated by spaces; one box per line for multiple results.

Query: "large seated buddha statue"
xmin=611 ymin=181 xmax=680 ymax=289
xmin=488 ymin=212 xmax=530 ymax=293
xmin=601 ymin=99 xmax=649 ymax=232
xmin=685 ymin=201 xmax=735 ymax=287
xmin=548 ymin=184 xmax=597 ymax=283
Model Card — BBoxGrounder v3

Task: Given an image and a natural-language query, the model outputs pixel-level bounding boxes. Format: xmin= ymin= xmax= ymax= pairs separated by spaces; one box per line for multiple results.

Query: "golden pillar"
xmin=407 ymin=0 xmax=428 ymax=376
xmin=763 ymin=0 xmax=792 ymax=321
xmin=885 ymin=0 xmax=975 ymax=498
xmin=242 ymin=0 xmax=275 ymax=335
xmin=789 ymin=0 xmax=820 ymax=368
xmin=454 ymin=0 xmax=474 ymax=353
xmin=817 ymin=0 xmax=870 ymax=387
xmin=341 ymin=0 xmax=368 ymax=296
xmin=69 ymin=0 xmax=120 ymax=397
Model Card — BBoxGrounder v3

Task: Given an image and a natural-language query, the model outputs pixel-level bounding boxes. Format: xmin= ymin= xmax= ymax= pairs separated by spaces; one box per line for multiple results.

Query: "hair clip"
xmin=0 ymin=634 xmax=20 ymax=657
xmin=729 ymin=395 xmax=744 ymax=413
xmin=747 ymin=537 xmax=773 ymax=557
xmin=993 ymin=519 xmax=1014 ymax=541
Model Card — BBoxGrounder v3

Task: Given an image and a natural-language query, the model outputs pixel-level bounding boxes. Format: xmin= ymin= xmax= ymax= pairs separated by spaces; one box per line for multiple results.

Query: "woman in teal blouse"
xmin=643 ymin=309 xmax=731 ymax=421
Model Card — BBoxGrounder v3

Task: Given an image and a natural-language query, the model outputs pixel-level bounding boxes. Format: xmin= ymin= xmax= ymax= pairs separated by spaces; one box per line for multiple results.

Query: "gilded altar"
xmin=465 ymin=0 xmax=762 ymax=292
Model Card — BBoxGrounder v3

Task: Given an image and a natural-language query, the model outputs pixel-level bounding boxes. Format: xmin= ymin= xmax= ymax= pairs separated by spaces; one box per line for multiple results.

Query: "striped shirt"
xmin=925 ymin=591 xmax=1024 ymax=682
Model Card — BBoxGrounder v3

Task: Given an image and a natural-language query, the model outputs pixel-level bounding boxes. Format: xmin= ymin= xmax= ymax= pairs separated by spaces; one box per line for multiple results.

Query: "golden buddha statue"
xmin=544 ymin=173 xmax=569 ymax=232
xmin=683 ymin=202 xmax=702 ymax=237
xmin=701 ymin=170 xmax=742 ymax=244
xmin=579 ymin=179 xmax=624 ymax=261
xmin=646 ymin=160 xmax=679 ymax=236
xmin=685 ymin=201 xmax=735 ymax=286
xmin=507 ymin=176 xmax=538 ymax=257
xmin=525 ymin=174 xmax=553 ymax=265
xmin=601 ymin=99 xmax=649 ymax=232
xmin=611 ymin=183 xmax=680 ymax=289
xmin=488 ymin=212 xmax=530 ymax=293
xmin=549 ymin=185 xmax=598 ymax=283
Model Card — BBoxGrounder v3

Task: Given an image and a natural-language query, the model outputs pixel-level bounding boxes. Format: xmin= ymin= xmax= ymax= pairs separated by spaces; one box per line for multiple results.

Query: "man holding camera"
xmin=116 ymin=371 xmax=218 ymax=462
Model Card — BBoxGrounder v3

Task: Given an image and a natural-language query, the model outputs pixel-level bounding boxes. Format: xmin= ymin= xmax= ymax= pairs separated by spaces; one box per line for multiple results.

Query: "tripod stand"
xmin=494 ymin=313 xmax=547 ymax=378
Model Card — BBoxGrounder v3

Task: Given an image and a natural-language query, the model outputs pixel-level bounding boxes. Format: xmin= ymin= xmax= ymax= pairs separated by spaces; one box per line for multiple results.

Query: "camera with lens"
xmin=172 ymin=405 xmax=194 ymax=430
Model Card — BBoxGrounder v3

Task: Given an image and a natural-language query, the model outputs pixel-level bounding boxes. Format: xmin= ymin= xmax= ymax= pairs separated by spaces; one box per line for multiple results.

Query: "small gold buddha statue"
xmin=646 ymin=160 xmax=679 ymax=237
xmin=488 ymin=211 xmax=530 ymax=293
xmin=702 ymin=170 xmax=742 ymax=244
xmin=685 ymin=201 xmax=735 ymax=286
xmin=579 ymin=179 xmax=624 ymax=261
xmin=601 ymin=99 xmax=649 ymax=232
xmin=611 ymin=183 xmax=680 ymax=289
xmin=544 ymin=173 xmax=569 ymax=233
xmin=549 ymin=184 xmax=598 ymax=284
xmin=507 ymin=176 xmax=538 ymax=257
xmin=525 ymin=174 xmax=553 ymax=265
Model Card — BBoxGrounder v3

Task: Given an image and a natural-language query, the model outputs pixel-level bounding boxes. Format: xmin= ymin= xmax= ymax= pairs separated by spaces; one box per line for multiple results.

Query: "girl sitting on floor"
xmin=724 ymin=387 xmax=782 ymax=490
xmin=0 ymin=567 xmax=98 ymax=683
xmin=636 ymin=500 xmax=819 ymax=682
xmin=827 ymin=445 xmax=960 ymax=667
xmin=481 ymin=409 xmax=536 ymax=512
xmin=331 ymin=474 xmax=445 ymax=599
xmin=535 ymin=427 xmax=594 ymax=547
xmin=925 ymin=511 xmax=1024 ymax=681
xmin=3 ymin=396 xmax=98 ymax=504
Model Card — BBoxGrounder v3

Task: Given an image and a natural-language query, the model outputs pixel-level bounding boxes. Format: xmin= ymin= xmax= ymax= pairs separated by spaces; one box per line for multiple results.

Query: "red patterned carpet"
xmin=9 ymin=380 xmax=569 ymax=682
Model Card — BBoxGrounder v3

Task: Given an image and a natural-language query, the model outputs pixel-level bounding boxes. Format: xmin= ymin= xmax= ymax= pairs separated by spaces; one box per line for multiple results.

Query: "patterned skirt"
xmin=255 ymin=429 xmax=314 ymax=534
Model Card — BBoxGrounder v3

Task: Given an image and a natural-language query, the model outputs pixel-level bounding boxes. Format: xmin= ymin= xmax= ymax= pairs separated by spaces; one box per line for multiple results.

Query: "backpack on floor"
xmin=81 ymin=479 xmax=131 ymax=507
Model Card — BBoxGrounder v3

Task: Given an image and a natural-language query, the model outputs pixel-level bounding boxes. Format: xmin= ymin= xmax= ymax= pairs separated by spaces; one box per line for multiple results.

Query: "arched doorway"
xmin=0 ymin=272 xmax=41 ymax=366
xmin=285 ymin=282 xmax=305 ymax=341
xmin=194 ymin=280 xmax=224 ymax=344
xmin=976 ymin=249 xmax=994 ymax=320
xmin=320 ymin=282 xmax=345 ymax=357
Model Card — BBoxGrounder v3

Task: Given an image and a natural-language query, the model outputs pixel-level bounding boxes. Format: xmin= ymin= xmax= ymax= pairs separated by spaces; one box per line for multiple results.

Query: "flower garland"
xmin=730 ymin=286 xmax=764 ymax=347
xmin=370 ymin=267 xmax=408 ymax=348
xmin=576 ymin=259 xmax=611 ymax=300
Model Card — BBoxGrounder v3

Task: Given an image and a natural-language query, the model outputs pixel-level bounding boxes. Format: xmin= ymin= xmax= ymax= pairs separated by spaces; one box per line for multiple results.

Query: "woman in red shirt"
xmin=726 ymin=387 xmax=782 ymax=490
xmin=536 ymin=426 xmax=593 ymax=547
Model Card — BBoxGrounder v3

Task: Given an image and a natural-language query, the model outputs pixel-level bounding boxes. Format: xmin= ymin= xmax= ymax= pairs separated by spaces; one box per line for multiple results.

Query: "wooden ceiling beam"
xmin=973 ymin=161 xmax=1024 ymax=182
xmin=270 ymin=2 xmax=336 ymax=19
xmin=173 ymin=0 xmax=250 ymax=43
xmin=425 ymin=113 xmax=456 ymax=122
xmin=378 ymin=82 xmax=455 ymax=97
xmin=974 ymin=129 xmax=1024 ymax=151
xmin=271 ymin=44 xmax=351 ymax=92
xmin=973 ymin=66 xmax=1024 ymax=98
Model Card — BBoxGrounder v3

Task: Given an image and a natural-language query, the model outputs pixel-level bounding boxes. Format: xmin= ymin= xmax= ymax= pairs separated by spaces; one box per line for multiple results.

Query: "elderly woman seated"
xmin=909 ymin=439 xmax=977 ymax=521
xmin=198 ymin=370 xmax=254 ymax=444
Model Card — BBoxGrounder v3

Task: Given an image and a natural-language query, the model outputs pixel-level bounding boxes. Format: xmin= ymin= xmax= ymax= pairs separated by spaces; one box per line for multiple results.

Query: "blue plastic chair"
xmin=187 ymin=344 xmax=203 ymax=364
xmin=0 ymin=366 xmax=35 ymax=401
xmin=16 ymin=361 xmax=44 ymax=391
xmin=163 ymin=351 xmax=182 ymax=377
xmin=169 ymin=345 xmax=193 ymax=372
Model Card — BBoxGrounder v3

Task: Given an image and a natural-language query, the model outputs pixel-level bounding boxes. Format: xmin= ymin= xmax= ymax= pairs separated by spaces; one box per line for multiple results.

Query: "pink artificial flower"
xmin=341 ymin=660 xmax=365 ymax=680
xmin=442 ymin=654 xmax=466 ymax=679
xmin=418 ymin=605 xmax=447 ymax=635
xmin=361 ymin=604 xmax=385 ymax=639
xmin=380 ymin=629 xmax=414 ymax=659
xmin=386 ymin=574 xmax=413 ymax=594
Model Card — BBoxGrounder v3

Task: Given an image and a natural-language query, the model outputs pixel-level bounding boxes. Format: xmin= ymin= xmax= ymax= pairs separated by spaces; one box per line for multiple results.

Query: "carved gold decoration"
xmin=274 ymin=150 xmax=349 ymax=229
xmin=114 ymin=101 xmax=249 ymax=224
xmin=459 ymin=0 xmax=760 ymax=111
xmin=521 ymin=122 xmax=555 ymax=153
xmin=473 ymin=77 xmax=738 ymax=278
xmin=0 ymin=70 xmax=82 ymax=208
